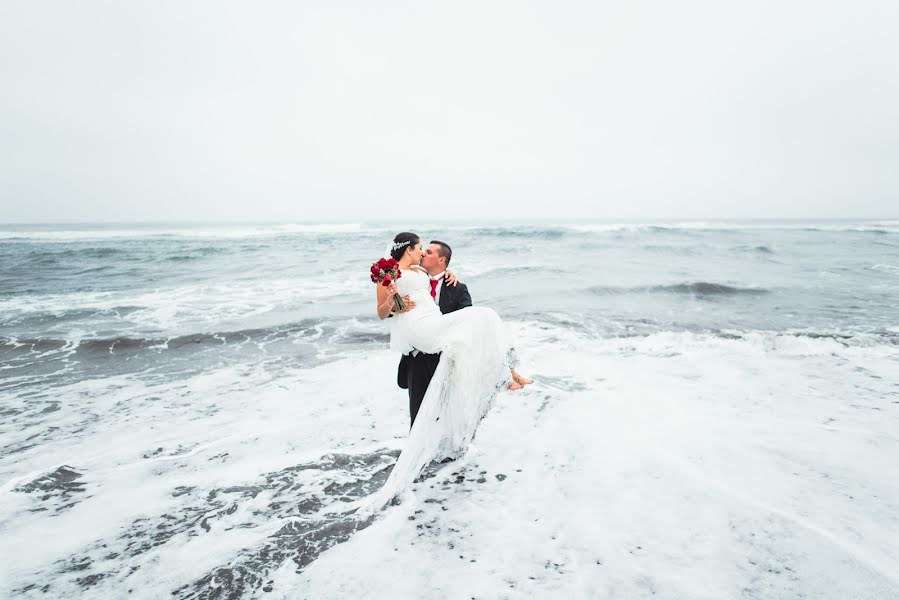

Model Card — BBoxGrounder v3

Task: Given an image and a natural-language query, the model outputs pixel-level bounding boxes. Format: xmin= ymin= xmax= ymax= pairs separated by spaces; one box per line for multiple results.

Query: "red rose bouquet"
xmin=370 ymin=257 xmax=406 ymax=311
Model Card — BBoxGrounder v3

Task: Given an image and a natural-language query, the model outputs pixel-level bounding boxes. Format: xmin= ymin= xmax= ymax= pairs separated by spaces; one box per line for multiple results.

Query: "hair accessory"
xmin=391 ymin=240 xmax=411 ymax=251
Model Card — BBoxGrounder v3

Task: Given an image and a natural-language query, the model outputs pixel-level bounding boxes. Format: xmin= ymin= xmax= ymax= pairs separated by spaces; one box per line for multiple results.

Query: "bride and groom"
xmin=367 ymin=232 xmax=532 ymax=510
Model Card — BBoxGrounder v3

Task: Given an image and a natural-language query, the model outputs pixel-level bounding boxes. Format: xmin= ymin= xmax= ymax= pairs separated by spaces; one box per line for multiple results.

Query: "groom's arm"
xmin=455 ymin=283 xmax=472 ymax=310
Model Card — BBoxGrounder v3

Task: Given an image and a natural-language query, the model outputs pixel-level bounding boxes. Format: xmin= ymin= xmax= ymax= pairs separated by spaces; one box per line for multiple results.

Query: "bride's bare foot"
xmin=511 ymin=370 xmax=534 ymax=386
xmin=507 ymin=380 xmax=523 ymax=391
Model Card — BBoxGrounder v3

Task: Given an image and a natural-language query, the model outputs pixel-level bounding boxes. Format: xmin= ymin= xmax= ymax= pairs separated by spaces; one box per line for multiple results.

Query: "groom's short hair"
xmin=430 ymin=240 xmax=452 ymax=267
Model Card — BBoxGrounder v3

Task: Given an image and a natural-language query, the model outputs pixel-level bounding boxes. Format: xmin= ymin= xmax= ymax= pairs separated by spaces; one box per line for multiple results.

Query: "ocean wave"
xmin=0 ymin=223 xmax=370 ymax=241
xmin=584 ymin=328 xmax=899 ymax=364
xmin=3 ymin=221 xmax=898 ymax=242
xmin=442 ymin=221 xmax=899 ymax=236
xmin=0 ymin=275 xmax=365 ymax=331
xmin=799 ymin=227 xmax=899 ymax=234
xmin=451 ymin=226 xmax=569 ymax=239
xmin=871 ymin=264 xmax=899 ymax=273
xmin=567 ymin=221 xmax=899 ymax=234
xmin=163 ymin=248 xmax=229 ymax=261
xmin=567 ymin=222 xmax=722 ymax=233
xmin=445 ymin=223 xmax=685 ymax=236
xmin=0 ymin=318 xmax=389 ymax=360
xmin=467 ymin=265 xmax=548 ymax=278
xmin=0 ymin=246 xmax=229 ymax=273
xmin=73 ymin=266 xmax=115 ymax=275
xmin=276 ymin=223 xmax=366 ymax=234
xmin=712 ymin=328 xmax=899 ymax=348
xmin=543 ymin=319 xmax=899 ymax=348
xmin=8 ymin=323 xmax=896 ymax=358
xmin=587 ymin=282 xmax=769 ymax=297
xmin=657 ymin=282 xmax=768 ymax=296
xmin=508 ymin=316 xmax=899 ymax=353
xmin=17 ymin=246 xmax=126 ymax=259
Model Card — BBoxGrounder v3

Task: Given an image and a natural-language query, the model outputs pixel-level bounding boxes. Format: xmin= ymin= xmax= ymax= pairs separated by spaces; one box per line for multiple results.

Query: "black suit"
xmin=397 ymin=279 xmax=472 ymax=427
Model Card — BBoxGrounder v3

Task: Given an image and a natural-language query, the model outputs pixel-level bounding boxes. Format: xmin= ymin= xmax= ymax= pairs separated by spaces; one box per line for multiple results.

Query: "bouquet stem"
xmin=393 ymin=293 xmax=407 ymax=311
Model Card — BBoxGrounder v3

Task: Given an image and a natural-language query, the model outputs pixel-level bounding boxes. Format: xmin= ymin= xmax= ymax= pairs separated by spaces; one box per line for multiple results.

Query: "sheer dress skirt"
xmin=364 ymin=305 xmax=518 ymax=511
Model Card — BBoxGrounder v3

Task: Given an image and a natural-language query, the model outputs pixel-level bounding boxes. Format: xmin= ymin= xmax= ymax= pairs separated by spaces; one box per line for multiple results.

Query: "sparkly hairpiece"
xmin=391 ymin=240 xmax=411 ymax=251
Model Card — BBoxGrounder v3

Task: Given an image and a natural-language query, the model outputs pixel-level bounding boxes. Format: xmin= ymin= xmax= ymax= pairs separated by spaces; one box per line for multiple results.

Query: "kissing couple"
xmin=365 ymin=232 xmax=532 ymax=511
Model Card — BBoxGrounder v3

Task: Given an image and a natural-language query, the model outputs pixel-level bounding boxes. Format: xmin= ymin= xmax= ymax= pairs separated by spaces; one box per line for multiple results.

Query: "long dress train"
xmin=361 ymin=269 xmax=517 ymax=511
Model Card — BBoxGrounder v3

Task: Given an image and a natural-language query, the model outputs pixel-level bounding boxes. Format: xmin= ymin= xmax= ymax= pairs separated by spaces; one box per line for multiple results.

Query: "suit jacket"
xmin=397 ymin=279 xmax=472 ymax=388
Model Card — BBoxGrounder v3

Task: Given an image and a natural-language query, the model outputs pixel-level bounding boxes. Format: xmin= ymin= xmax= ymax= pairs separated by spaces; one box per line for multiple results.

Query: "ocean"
xmin=1 ymin=220 xmax=898 ymax=598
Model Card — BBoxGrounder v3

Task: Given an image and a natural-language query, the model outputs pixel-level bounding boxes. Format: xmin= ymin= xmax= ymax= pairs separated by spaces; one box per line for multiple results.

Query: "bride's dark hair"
xmin=390 ymin=232 xmax=420 ymax=261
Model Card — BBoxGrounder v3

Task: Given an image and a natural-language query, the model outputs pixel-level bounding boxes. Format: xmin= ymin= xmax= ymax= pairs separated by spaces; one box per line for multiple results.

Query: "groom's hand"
xmin=397 ymin=296 xmax=416 ymax=312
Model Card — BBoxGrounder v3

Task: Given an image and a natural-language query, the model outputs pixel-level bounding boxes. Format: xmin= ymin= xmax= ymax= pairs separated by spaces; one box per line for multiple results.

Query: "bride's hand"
xmin=445 ymin=270 xmax=459 ymax=287
xmin=387 ymin=281 xmax=400 ymax=296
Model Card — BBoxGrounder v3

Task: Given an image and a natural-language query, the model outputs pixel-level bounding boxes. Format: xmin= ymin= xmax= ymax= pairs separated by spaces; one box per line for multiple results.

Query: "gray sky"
xmin=1 ymin=0 xmax=897 ymax=223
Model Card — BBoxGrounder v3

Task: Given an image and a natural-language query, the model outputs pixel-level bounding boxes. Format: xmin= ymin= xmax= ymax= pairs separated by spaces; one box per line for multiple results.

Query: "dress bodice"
xmin=396 ymin=269 xmax=439 ymax=309
xmin=389 ymin=268 xmax=439 ymax=353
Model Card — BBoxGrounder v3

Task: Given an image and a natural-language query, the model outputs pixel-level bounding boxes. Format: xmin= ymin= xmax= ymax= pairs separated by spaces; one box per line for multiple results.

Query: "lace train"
xmin=359 ymin=305 xmax=518 ymax=513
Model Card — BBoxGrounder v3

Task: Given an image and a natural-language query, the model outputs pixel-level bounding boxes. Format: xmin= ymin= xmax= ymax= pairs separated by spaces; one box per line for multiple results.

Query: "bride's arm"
xmin=376 ymin=281 xmax=415 ymax=319
xmin=376 ymin=283 xmax=396 ymax=320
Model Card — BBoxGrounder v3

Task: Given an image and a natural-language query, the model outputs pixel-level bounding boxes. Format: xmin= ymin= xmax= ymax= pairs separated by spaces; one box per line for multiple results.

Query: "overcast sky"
xmin=1 ymin=1 xmax=897 ymax=223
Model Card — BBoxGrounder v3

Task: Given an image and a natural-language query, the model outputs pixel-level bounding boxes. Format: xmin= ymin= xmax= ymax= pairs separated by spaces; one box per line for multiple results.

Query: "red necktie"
xmin=429 ymin=278 xmax=439 ymax=299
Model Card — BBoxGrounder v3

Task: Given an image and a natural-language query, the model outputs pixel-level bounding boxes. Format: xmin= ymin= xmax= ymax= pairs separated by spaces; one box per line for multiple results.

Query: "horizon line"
xmin=1 ymin=216 xmax=897 ymax=227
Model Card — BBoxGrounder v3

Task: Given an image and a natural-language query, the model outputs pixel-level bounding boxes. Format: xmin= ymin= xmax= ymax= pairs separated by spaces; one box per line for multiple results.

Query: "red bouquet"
xmin=370 ymin=257 xmax=406 ymax=311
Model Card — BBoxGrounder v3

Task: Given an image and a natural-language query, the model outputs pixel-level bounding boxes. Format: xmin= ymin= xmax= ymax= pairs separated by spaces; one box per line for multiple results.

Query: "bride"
xmin=366 ymin=232 xmax=532 ymax=510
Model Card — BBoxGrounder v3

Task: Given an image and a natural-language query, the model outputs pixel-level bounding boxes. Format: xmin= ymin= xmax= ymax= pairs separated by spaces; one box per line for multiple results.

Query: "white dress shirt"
xmin=430 ymin=271 xmax=446 ymax=304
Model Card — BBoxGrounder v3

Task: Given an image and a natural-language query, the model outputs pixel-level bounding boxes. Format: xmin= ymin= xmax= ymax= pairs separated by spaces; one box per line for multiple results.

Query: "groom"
xmin=397 ymin=240 xmax=472 ymax=428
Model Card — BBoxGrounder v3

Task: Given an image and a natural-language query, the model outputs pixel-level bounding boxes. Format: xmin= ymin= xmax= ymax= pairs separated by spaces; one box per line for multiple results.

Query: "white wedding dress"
xmin=363 ymin=268 xmax=518 ymax=511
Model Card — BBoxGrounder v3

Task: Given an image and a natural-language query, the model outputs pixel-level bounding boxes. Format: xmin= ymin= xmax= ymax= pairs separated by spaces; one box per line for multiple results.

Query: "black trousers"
xmin=405 ymin=352 xmax=441 ymax=428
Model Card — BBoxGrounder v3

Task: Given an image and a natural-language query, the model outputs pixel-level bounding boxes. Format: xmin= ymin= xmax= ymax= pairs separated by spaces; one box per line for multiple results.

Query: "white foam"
xmin=0 ymin=273 xmax=373 ymax=339
xmin=3 ymin=323 xmax=899 ymax=598
xmin=0 ymin=351 xmax=404 ymax=593
xmin=275 ymin=326 xmax=899 ymax=598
